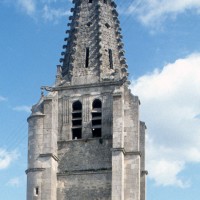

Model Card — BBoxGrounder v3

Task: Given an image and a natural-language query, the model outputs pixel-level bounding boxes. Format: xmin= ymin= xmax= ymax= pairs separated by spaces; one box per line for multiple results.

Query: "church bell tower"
xmin=26 ymin=0 xmax=147 ymax=199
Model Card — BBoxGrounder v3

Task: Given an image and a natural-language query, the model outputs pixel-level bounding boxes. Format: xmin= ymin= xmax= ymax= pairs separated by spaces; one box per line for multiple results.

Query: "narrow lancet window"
xmin=72 ymin=101 xmax=82 ymax=139
xmin=92 ymin=99 xmax=102 ymax=138
xmin=35 ymin=187 xmax=39 ymax=196
xmin=85 ymin=47 xmax=89 ymax=68
xmin=109 ymin=49 xmax=113 ymax=69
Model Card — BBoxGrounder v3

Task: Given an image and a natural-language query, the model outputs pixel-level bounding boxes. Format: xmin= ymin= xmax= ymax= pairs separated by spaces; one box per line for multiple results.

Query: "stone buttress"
xmin=26 ymin=0 xmax=147 ymax=200
xmin=27 ymin=93 xmax=58 ymax=200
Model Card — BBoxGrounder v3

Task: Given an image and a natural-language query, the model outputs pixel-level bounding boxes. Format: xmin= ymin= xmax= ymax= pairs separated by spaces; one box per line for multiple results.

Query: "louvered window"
xmin=92 ymin=99 xmax=102 ymax=138
xmin=72 ymin=101 xmax=82 ymax=139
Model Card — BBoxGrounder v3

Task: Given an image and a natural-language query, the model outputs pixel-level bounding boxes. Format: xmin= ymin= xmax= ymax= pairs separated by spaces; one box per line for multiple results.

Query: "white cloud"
xmin=13 ymin=106 xmax=31 ymax=113
xmin=127 ymin=0 xmax=200 ymax=26
xmin=7 ymin=177 xmax=20 ymax=187
xmin=131 ymin=53 xmax=200 ymax=187
xmin=0 ymin=149 xmax=19 ymax=170
xmin=0 ymin=96 xmax=7 ymax=102
xmin=17 ymin=0 xmax=36 ymax=16
xmin=42 ymin=4 xmax=70 ymax=22
xmin=1 ymin=0 xmax=70 ymax=21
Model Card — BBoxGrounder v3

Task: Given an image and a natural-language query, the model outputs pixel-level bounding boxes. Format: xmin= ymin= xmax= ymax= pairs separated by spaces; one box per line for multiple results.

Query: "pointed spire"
xmin=59 ymin=0 xmax=128 ymax=85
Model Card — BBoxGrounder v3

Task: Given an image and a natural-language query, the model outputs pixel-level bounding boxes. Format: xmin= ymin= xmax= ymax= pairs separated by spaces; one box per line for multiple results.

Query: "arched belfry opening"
xmin=72 ymin=100 xmax=82 ymax=111
xmin=93 ymin=99 xmax=102 ymax=109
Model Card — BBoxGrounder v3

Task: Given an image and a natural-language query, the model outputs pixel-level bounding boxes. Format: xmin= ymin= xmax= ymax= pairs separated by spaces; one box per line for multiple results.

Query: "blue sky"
xmin=0 ymin=0 xmax=200 ymax=199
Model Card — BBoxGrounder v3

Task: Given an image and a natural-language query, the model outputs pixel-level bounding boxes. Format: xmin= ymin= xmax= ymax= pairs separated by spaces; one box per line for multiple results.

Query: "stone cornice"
xmin=27 ymin=113 xmax=45 ymax=121
xmin=25 ymin=168 xmax=45 ymax=174
xmin=43 ymin=78 xmax=127 ymax=92
xmin=39 ymin=153 xmax=59 ymax=161
xmin=57 ymin=137 xmax=112 ymax=144
xmin=112 ymin=148 xmax=141 ymax=156
xmin=125 ymin=151 xmax=141 ymax=156
xmin=57 ymin=168 xmax=112 ymax=176
xmin=111 ymin=148 xmax=125 ymax=154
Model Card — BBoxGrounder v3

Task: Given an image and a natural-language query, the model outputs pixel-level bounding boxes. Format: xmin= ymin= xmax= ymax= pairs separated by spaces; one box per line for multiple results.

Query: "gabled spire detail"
xmin=58 ymin=0 xmax=128 ymax=86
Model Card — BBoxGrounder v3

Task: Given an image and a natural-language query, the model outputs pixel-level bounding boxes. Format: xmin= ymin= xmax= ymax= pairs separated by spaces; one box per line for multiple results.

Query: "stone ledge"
xmin=49 ymin=78 xmax=126 ymax=91
xmin=27 ymin=113 xmax=45 ymax=121
xmin=25 ymin=168 xmax=45 ymax=174
xmin=57 ymin=136 xmax=112 ymax=144
xmin=112 ymin=148 xmax=141 ymax=156
xmin=125 ymin=151 xmax=141 ymax=156
xmin=39 ymin=153 xmax=59 ymax=161
xmin=111 ymin=148 xmax=125 ymax=154
xmin=57 ymin=168 xmax=112 ymax=176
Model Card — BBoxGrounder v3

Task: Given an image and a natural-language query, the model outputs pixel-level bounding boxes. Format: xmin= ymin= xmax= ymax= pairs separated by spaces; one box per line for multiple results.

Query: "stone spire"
xmin=59 ymin=0 xmax=128 ymax=85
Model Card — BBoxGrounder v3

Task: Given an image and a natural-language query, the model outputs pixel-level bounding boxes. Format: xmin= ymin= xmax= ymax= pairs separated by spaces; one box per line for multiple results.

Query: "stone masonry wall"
xmin=57 ymin=172 xmax=111 ymax=200
xmin=57 ymin=138 xmax=112 ymax=172
xmin=57 ymin=138 xmax=112 ymax=200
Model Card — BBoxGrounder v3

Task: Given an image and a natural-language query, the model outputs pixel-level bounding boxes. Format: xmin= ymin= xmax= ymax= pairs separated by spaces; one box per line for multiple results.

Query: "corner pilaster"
xmin=112 ymin=91 xmax=124 ymax=200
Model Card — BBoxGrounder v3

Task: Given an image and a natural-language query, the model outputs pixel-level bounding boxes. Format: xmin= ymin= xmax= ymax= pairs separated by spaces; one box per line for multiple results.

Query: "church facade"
xmin=26 ymin=0 xmax=147 ymax=199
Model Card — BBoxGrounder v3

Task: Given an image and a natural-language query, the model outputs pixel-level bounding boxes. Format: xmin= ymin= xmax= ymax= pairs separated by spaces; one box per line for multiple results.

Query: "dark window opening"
xmin=72 ymin=129 xmax=82 ymax=139
xmin=92 ymin=128 xmax=102 ymax=138
xmin=92 ymin=99 xmax=102 ymax=138
xmin=72 ymin=119 xmax=82 ymax=126
xmin=87 ymin=22 xmax=92 ymax=27
xmin=109 ymin=49 xmax=113 ymax=69
xmin=85 ymin=47 xmax=89 ymax=68
xmin=72 ymin=112 xmax=82 ymax=119
xmin=92 ymin=112 xmax=102 ymax=118
xmin=72 ymin=101 xmax=82 ymax=139
xmin=73 ymin=101 xmax=82 ymax=111
xmin=89 ymin=0 xmax=93 ymax=3
xmin=93 ymin=99 xmax=102 ymax=109
xmin=92 ymin=119 xmax=101 ymax=126
xmin=105 ymin=23 xmax=110 ymax=28
xmin=35 ymin=187 xmax=39 ymax=196
xmin=104 ymin=0 xmax=107 ymax=4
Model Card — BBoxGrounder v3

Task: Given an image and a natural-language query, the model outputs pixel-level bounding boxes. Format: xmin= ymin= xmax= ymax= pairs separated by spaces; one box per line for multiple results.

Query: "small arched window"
xmin=92 ymin=99 xmax=102 ymax=138
xmin=72 ymin=101 xmax=82 ymax=139
xmin=89 ymin=0 xmax=92 ymax=3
